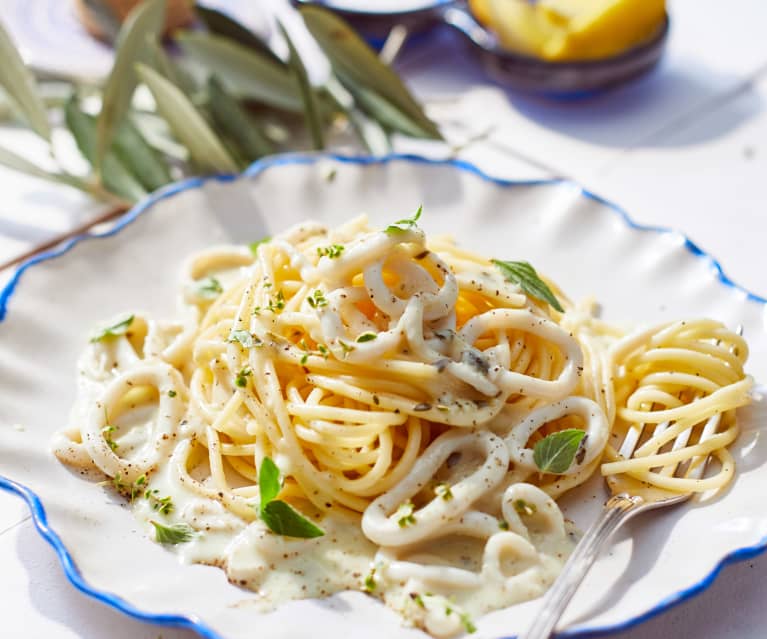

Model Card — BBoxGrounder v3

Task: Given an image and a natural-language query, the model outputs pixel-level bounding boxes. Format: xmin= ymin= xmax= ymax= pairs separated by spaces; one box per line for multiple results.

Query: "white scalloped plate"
xmin=1 ymin=154 xmax=766 ymax=639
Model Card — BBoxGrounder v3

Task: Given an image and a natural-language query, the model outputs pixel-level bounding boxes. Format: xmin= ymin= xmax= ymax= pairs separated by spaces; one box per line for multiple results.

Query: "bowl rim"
xmin=0 ymin=152 xmax=765 ymax=639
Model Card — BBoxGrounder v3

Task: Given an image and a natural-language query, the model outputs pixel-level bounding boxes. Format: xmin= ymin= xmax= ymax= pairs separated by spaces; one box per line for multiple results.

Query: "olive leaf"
xmin=0 ymin=145 xmax=89 ymax=191
xmin=0 ymin=21 xmax=51 ymax=141
xmin=145 ymin=37 xmax=198 ymax=97
xmin=207 ymin=75 xmax=273 ymax=163
xmin=175 ymin=31 xmax=304 ymax=112
xmin=136 ymin=64 xmax=238 ymax=174
xmin=130 ymin=111 xmax=189 ymax=161
xmin=195 ymin=5 xmax=281 ymax=64
xmin=96 ymin=0 xmax=166 ymax=171
xmin=325 ymin=75 xmax=390 ymax=156
xmin=111 ymin=117 xmax=172 ymax=191
xmin=65 ymin=96 xmax=147 ymax=203
xmin=300 ymin=5 xmax=441 ymax=140
xmin=279 ymin=23 xmax=324 ymax=150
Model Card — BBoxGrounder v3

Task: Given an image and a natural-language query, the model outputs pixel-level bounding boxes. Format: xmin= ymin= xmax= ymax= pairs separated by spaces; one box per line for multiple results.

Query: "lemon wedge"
xmin=469 ymin=0 xmax=666 ymax=61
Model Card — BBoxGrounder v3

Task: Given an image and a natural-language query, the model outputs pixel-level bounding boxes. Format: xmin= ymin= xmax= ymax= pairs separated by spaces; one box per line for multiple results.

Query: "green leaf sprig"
xmin=197 ymin=276 xmax=223 ymax=299
xmin=90 ymin=314 xmax=135 ymax=342
xmin=151 ymin=520 xmax=195 ymax=545
xmin=491 ymin=259 xmax=564 ymax=313
xmin=533 ymin=429 xmax=586 ymax=474
xmin=257 ymin=457 xmax=324 ymax=538
xmin=0 ymin=4 xmax=441 ymax=209
xmin=386 ymin=205 xmax=423 ymax=235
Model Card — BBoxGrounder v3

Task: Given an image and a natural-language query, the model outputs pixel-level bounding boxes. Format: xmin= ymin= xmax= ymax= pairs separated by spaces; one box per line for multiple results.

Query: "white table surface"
xmin=1 ymin=1 xmax=766 ymax=638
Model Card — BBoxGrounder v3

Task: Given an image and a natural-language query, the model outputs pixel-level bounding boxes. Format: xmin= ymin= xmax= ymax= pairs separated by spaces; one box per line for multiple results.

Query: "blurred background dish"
xmin=444 ymin=4 xmax=670 ymax=95
xmin=1 ymin=0 xmax=266 ymax=81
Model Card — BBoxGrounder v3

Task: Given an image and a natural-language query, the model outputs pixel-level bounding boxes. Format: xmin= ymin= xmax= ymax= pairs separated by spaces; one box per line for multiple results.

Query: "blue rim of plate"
xmin=0 ymin=153 xmax=765 ymax=639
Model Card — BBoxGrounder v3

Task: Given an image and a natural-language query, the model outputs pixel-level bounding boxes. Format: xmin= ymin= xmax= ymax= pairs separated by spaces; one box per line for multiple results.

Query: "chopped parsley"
xmin=513 ymin=499 xmax=537 ymax=516
xmin=228 ymin=330 xmax=260 ymax=348
xmin=356 ymin=332 xmax=377 ymax=343
xmin=167 ymin=390 xmax=177 ymax=398
xmin=307 ymin=289 xmax=328 ymax=308
xmin=151 ymin=520 xmax=195 ymax=545
xmin=300 ymin=353 xmax=309 ymax=365
xmin=235 ymin=367 xmax=252 ymax=388
xmin=111 ymin=472 xmax=147 ymax=502
xmin=338 ymin=340 xmax=355 ymax=356
xmin=498 ymin=519 xmax=509 ymax=531
xmin=396 ymin=501 xmax=416 ymax=528
xmin=248 ymin=237 xmax=271 ymax=255
xmin=317 ymin=244 xmax=344 ymax=259
xmin=145 ymin=489 xmax=174 ymax=515
xmin=363 ymin=566 xmax=377 ymax=593
xmin=101 ymin=424 xmax=118 ymax=451
xmin=409 ymin=592 xmax=425 ymax=608
xmin=317 ymin=344 xmax=329 ymax=359
xmin=90 ymin=315 xmax=134 ymax=343
xmin=385 ymin=205 xmax=423 ymax=235
xmin=197 ymin=276 xmax=223 ymax=300
xmin=434 ymin=482 xmax=453 ymax=501
xmin=460 ymin=612 xmax=477 ymax=634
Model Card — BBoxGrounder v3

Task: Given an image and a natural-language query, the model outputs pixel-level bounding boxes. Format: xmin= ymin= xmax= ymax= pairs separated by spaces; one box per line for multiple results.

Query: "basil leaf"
xmin=258 ymin=457 xmax=282 ymax=507
xmin=90 ymin=315 xmax=135 ymax=342
xmin=533 ymin=429 xmax=586 ymax=474
xmin=249 ymin=237 xmax=271 ymax=255
xmin=228 ymin=330 xmax=258 ymax=348
xmin=150 ymin=520 xmax=195 ymax=544
xmin=491 ymin=259 xmax=564 ymax=313
xmin=385 ymin=205 xmax=422 ymax=234
xmin=261 ymin=500 xmax=325 ymax=539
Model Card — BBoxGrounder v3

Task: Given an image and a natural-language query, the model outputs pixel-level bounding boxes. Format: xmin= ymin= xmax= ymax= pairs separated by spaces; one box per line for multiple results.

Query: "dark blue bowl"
xmin=295 ymin=1 xmax=670 ymax=96
xmin=441 ymin=6 xmax=670 ymax=96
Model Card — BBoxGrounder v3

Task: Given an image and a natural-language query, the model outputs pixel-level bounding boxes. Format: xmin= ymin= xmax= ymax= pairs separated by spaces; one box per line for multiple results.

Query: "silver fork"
xmin=519 ymin=410 xmax=721 ymax=639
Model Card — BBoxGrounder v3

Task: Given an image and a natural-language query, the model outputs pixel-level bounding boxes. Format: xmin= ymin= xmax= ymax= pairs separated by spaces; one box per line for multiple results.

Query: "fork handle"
xmin=519 ymin=494 xmax=644 ymax=639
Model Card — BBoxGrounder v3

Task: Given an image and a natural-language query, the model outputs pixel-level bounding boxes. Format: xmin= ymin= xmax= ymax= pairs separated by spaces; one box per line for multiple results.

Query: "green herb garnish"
xmin=266 ymin=290 xmax=285 ymax=312
xmin=513 ymin=499 xmax=537 ymax=516
xmin=356 ymin=332 xmax=377 ymax=343
xmin=300 ymin=353 xmax=309 ymax=365
xmin=317 ymin=244 xmax=344 ymax=259
xmin=533 ymin=429 xmax=587 ymax=474
xmin=235 ymin=367 xmax=252 ymax=388
xmin=197 ymin=276 xmax=223 ymax=300
xmin=228 ymin=329 xmax=260 ymax=348
xmin=396 ymin=501 xmax=416 ymax=528
xmin=145 ymin=489 xmax=174 ymax=515
xmin=317 ymin=344 xmax=329 ymax=359
xmin=338 ymin=340 xmax=355 ymax=356
xmin=460 ymin=612 xmax=477 ymax=634
xmin=257 ymin=457 xmax=324 ymax=538
xmin=434 ymin=483 xmax=453 ymax=501
xmin=249 ymin=237 xmax=271 ymax=255
xmin=102 ymin=424 xmax=118 ymax=451
xmin=168 ymin=390 xmax=177 ymax=397
xmin=150 ymin=520 xmax=195 ymax=545
xmin=385 ymin=205 xmax=422 ymax=235
xmin=491 ymin=259 xmax=564 ymax=313
xmin=498 ymin=519 xmax=509 ymax=531
xmin=363 ymin=566 xmax=377 ymax=593
xmin=307 ymin=289 xmax=328 ymax=308
xmin=90 ymin=314 xmax=134 ymax=342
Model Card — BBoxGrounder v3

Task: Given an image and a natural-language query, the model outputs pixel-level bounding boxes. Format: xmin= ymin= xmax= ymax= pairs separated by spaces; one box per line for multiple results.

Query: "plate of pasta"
xmin=0 ymin=154 xmax=765 ymax=639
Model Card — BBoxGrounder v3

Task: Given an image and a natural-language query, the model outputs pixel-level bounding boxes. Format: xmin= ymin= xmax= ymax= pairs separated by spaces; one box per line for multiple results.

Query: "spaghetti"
xmin=54 ymin=213 xmax=752 ymax=636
